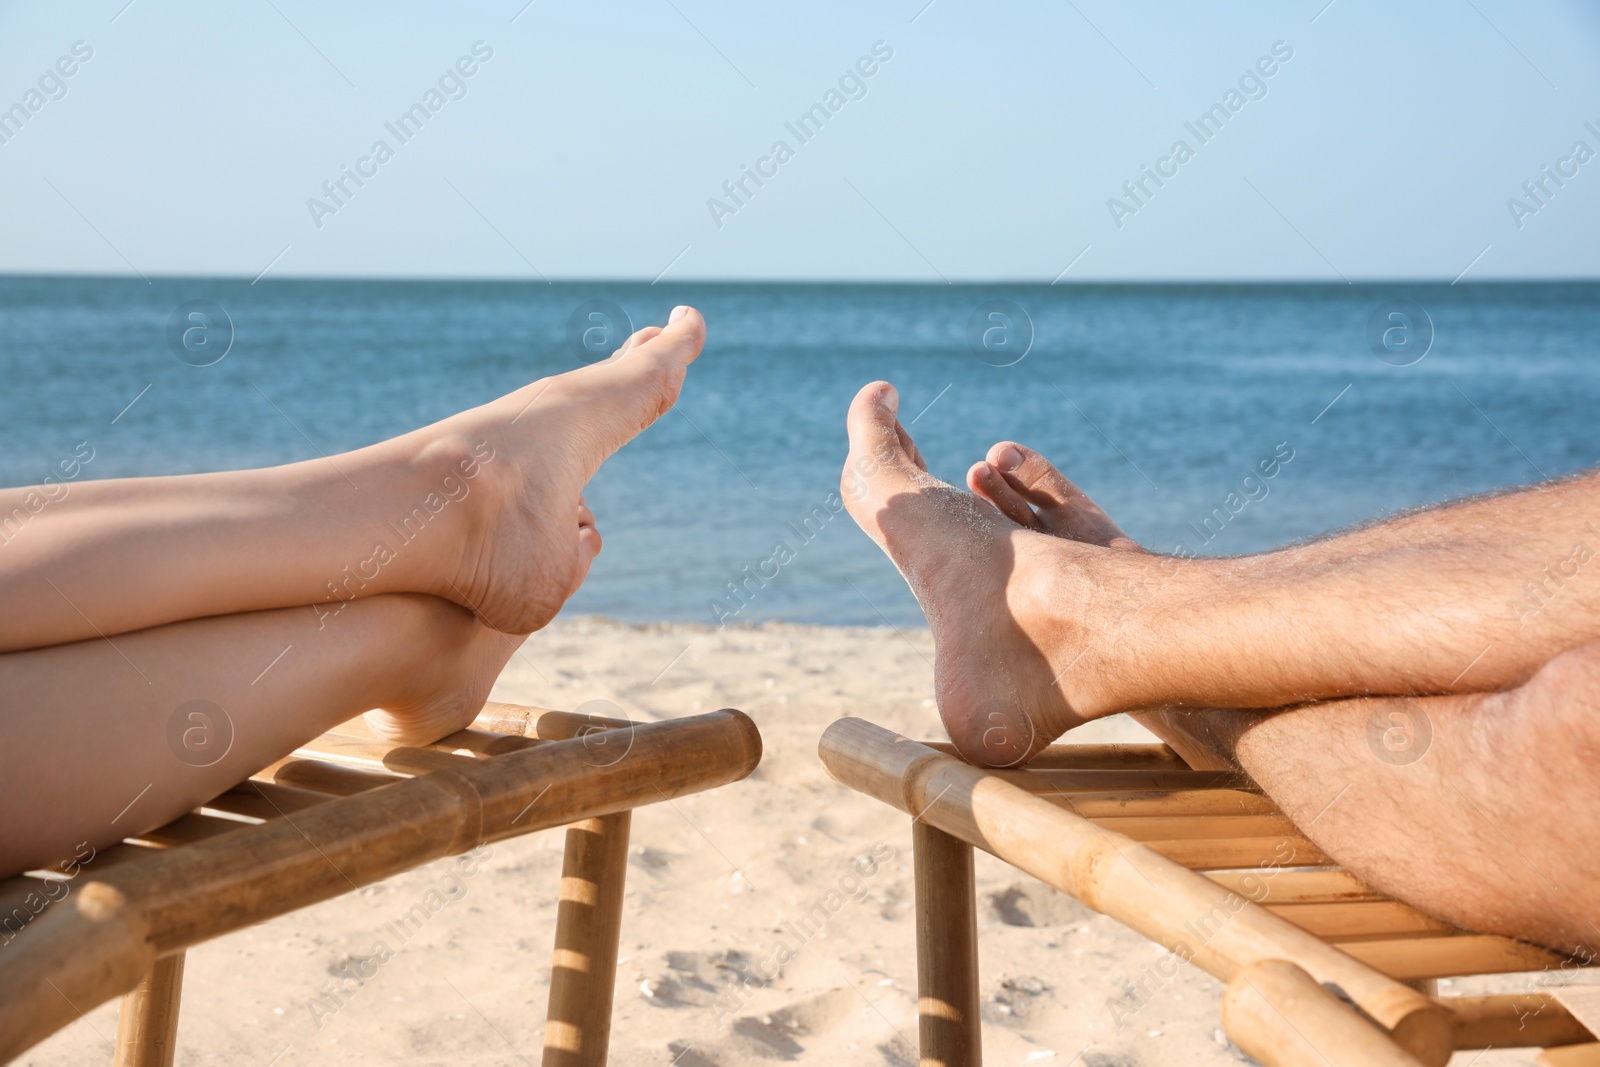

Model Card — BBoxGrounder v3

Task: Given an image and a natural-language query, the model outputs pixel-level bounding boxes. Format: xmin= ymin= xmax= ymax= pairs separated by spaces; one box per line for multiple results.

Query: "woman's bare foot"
xmin=398 ymin=307 xmax=705 ymax=636
xmin=361 ymin=594 xmax=528 ymax=745
xmin=841 ymin=381 xmax=1153 ymax=766
xmin=0 ymin=308 xmax=702 ymax=654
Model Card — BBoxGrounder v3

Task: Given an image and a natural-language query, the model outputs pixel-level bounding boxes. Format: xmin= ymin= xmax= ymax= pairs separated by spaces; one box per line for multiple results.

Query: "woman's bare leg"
xmin=0 ymin=308 xmax=705 ymax=653
xmin=0 ymin=592 xmax=518 ymax=874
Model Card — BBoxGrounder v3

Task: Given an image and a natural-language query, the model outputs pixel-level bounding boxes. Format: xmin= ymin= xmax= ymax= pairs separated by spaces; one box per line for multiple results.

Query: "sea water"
xmin=1 ymin=277 xmax=1594 ymax=627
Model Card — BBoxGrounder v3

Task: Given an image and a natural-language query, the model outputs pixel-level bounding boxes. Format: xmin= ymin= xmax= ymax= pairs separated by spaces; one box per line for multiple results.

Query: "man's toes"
xmin=842 ymin=381 xmax=951 ymax=547
xmin=984 ymin=441 xmax=1131 ymax=546
xmin=967 ymin=461 xmax=1043 ymax=529
xmin=896 ymin=416 xmax=928 ymax=471
xmin=843 ymin=382 xmax=928 ymax=498
xmin=986 ymin=441 xmax=1083 ymax=508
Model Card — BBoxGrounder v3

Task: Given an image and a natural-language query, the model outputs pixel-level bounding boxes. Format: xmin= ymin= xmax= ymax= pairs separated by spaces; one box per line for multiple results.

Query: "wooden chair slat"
xmin=1446 ymin=993 xmax=1597 ymax=1050
xmin=1285 ymin=930 xmax=1565 ymax=981
xmin=205 ymin=780 xmax=332 ymax=820
xmin=924 ymin=741 xmax=1188 ymax=769
xmin=1204 ymin=868 xmax=1387 ymax=905
xmin=324 ymin=715 xmax=543 ymax=757
xmin=1264 ymin=901 xmax=1458 ymax=941
xmin=1086 ymin=813 xmax=1300 ymax=840
xmin=128 ymin=813 xmax=259 ymax=849
xmin=254 ymin=756 xmax=407 ymax=796
xmin=988 ymin=768 xmax=1253 ymax=792
xmin=1145 ymin=835 xmax=1333 ymax=869
xmin=293 ymin=733 xmax=481 ymax=776
xmin=1034 ymin=787 xmax=1277 ymax=817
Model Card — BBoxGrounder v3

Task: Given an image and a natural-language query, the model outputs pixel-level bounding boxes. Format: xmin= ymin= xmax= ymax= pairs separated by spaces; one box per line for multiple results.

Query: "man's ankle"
xmin=1072 ymin=543 xmax=1222 ymax=715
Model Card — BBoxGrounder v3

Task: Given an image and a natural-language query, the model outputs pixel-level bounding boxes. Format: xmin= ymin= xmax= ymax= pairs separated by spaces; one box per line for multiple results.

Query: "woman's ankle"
xmin=342 ymin=432 xmax=507 ymax=610
xmin=362 ymin=593 xmax=506 ymax=745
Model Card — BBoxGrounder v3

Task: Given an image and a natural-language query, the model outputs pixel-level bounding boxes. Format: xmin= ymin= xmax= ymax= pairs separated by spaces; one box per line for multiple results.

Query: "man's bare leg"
xmin=0 ymin=592 xmax=518 ymax=875
xmin=1218 ymin=647 xmax=1600 ymax=957
xmin=915 ymin=414 xmax=1599 ymax=954
xmin=1134 ymin=666 xmax=1600 ymax=957
xmin=839 ymin=381 xmax=1600 ymax=765
xmin=0 ymin=308 xmax=705 ymax=653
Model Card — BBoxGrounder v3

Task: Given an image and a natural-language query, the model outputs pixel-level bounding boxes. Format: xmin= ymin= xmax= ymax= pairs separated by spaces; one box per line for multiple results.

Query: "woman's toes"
xmin=571 ymin=496 xmax=601 ymax=585
xmin=576 ymin=523 xmax=602 ymax=577
xmin=558 ymin=306 xmax=706 ymax=479
xmin=611 ymin=306 xmax=702 ymax=398
xmin=615 ymin=325 xmax=663 ymax=354
xmin=968 ymin=461 xmax=1043 ymax=529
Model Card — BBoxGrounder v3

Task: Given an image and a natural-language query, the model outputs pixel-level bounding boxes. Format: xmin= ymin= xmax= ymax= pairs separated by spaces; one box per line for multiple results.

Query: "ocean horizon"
xmin=3 ymin=276 xmax=1595 ymax=627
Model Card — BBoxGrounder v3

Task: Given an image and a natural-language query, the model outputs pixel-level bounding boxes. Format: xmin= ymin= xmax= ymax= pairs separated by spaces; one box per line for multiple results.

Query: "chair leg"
xmin=542 ymin=812 xmax=632 ymax=1067
xmin=914 ymin=821 xmax=982 ymax=1067
xmin=113 ymin=952 xmax=185 ymax=1067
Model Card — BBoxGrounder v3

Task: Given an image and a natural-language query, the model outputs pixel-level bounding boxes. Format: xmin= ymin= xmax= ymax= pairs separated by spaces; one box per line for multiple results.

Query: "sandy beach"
xmin=22 ymin=619 xmax=1563 ymax=1066
xmin=8 ymin=0 xmax=1600 ymax=1060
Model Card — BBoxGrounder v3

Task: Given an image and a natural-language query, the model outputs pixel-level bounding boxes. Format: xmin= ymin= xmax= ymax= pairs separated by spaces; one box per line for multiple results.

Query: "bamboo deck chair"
xmin=0 ymin=703 xmax=762 ymax=1066
xmin=818 ymin=718 xmax=1599 ymax=1067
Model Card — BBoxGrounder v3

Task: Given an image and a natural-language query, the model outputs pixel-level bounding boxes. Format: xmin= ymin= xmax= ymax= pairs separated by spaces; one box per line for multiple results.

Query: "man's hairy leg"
xmin=847 ymin=390 xmax=1600 ymax=763
xmin=954 ymin=424 xmax=1600 ymax=754
xmin=1161 ymin=471 xmax=1600 ymax=706
xmin=1142 ymin=641 xmax=1600 ymax=957
xmin=944 ymin=432 xmax=1600 ymax=951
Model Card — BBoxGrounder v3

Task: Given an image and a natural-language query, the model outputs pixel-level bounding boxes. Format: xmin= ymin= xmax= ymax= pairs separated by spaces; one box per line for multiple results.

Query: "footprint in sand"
xmin=641 ymin=949 xmax=772 ymax=1008
xmin=990 ymin=881 xmax=1093 ymax=927
xmin=876 ymin=1033 xmax=917 ymax=1067
xmin=730 ymin=986 xmax=856 ymax=1058
xmin=631 ymin=845 xmax=686 ymax=877
xmin=1084 ymin=1053 xmax=1141 ymax=1067
xmin=671 ymin=987 xmax=859 ymax=1063
xmin=666 ymin=1040 xmax=724 ymax=1067
xmin=984 ymin=974 xmax=1054 ymax=1030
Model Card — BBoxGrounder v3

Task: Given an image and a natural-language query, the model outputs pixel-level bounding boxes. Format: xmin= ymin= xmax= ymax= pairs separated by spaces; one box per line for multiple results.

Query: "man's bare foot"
xmin=841 ymin=381 xmax=1149 ymax=766
xmin=399 ymin=307 xmax=705 ymax=636
xmin=967 ymin=439 xmax=1246 ymax=770
xmin=965 ymin=440 xmax=1137 ymax=551
xmin=962 ymin=438 xmax=1600 ymax=956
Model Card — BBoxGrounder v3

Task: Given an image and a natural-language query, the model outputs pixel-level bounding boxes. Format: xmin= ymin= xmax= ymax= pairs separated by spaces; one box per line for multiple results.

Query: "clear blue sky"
xmin=1 ymin=0 xmax=1597 ymax=281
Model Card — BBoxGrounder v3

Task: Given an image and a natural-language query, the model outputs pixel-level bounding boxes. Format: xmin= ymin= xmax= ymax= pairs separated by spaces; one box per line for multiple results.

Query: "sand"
xmin=23 ymin=619 xmax=1564 ymax=1066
